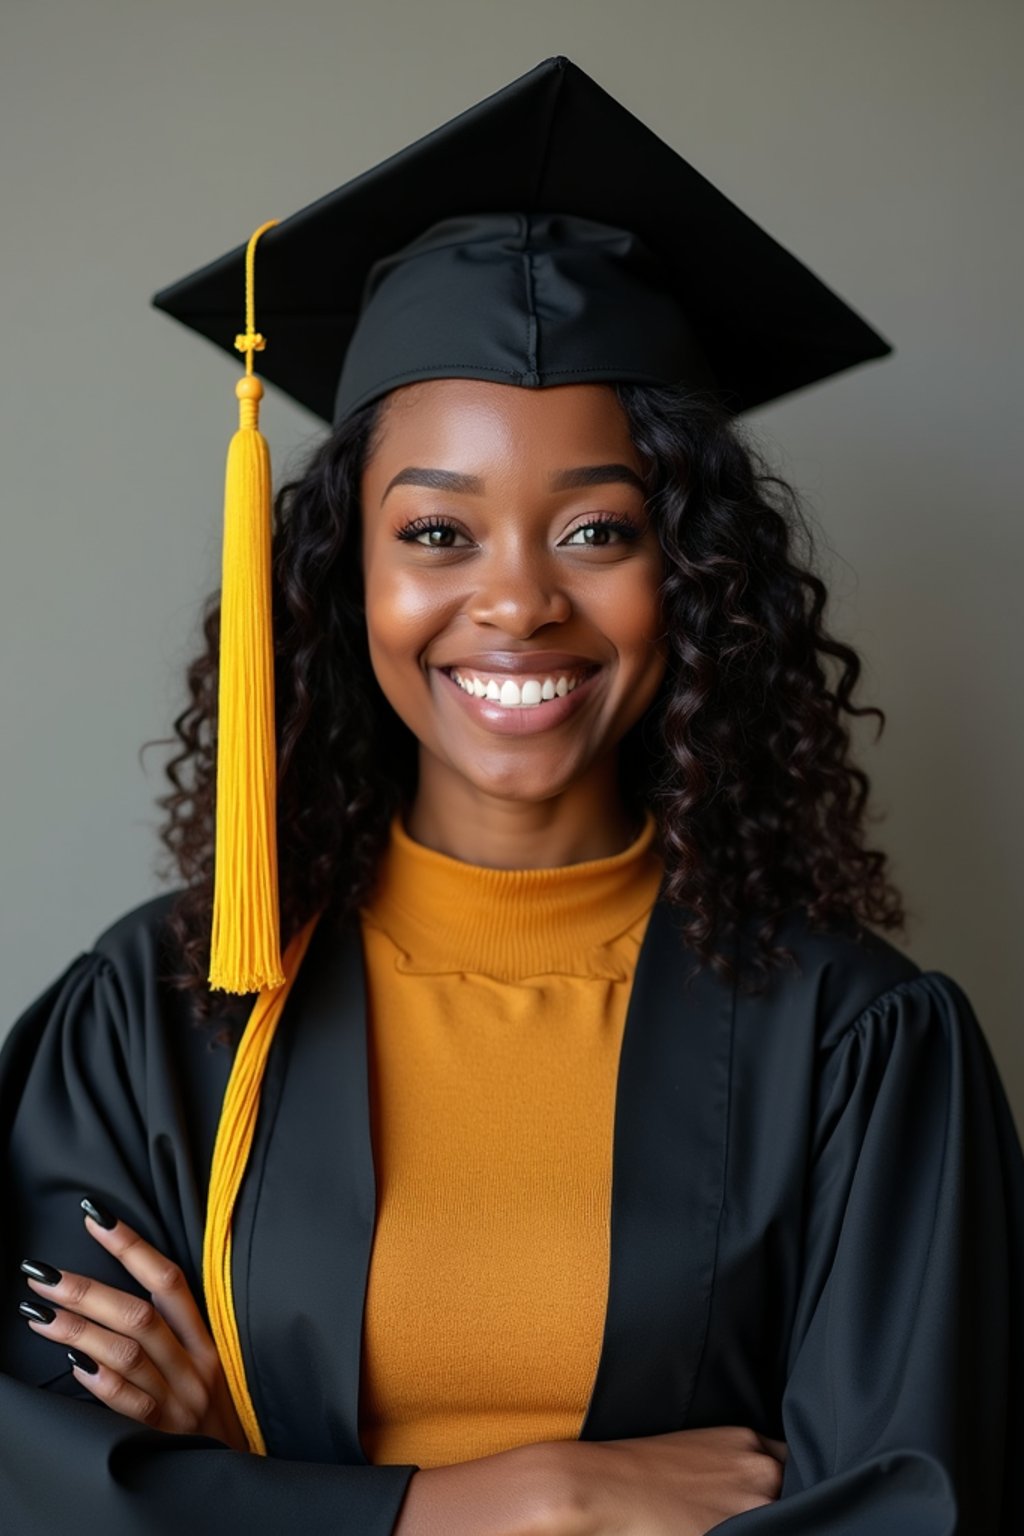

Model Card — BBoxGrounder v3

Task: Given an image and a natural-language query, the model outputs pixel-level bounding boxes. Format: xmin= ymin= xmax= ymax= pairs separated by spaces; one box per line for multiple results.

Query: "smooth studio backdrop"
xmin=2 ymin=0 xmax=1021 ymax=1129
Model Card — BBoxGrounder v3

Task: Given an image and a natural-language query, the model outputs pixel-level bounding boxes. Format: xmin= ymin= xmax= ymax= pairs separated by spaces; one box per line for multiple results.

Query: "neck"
xmin=406 ymin=754 xmax=639 ymax=869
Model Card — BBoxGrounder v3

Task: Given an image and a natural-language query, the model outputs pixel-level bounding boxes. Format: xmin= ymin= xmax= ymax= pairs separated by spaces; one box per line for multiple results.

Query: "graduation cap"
xmin=151 ymin=54 xmax=893 ymax=995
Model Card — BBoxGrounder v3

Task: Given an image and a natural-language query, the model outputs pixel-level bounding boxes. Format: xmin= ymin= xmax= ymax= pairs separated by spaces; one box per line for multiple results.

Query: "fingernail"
xmin=20 ymin=1259 xmax=62 ymax=1286
xmin=19 ymin=1300 xmax=56 ymax=1324
xmin=80 ymin=1196 xmax=117 ymax=1230
xmin=67 ymin=1348 xmax=99 ymax=1375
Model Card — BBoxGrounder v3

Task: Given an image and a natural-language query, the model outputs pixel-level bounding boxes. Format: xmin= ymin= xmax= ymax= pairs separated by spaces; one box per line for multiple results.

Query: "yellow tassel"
xmin=209 ymin=219 xmax=285 ymax=994
xmin=203 ymin=912 xmax=321 ymax=1453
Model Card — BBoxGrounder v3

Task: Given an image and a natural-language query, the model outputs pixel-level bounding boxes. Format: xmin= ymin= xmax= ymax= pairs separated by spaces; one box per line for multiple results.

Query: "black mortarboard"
xmin=152 ymin=54 xmax=892 ymax=426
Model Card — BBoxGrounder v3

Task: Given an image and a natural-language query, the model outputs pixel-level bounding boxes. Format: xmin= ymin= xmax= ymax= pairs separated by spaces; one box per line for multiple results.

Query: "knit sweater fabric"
xmin=356 ymin=810 xmax=663 ymax=1467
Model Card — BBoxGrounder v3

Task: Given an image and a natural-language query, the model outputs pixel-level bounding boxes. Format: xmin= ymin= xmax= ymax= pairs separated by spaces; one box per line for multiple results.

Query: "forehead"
xmin=365 ymin=378 xmax=639 ymax=469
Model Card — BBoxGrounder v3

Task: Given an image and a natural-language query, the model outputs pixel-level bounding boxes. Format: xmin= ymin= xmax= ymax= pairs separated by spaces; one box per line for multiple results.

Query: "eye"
xmin=395 ymin=516 xmax=471 ymax=549
xmin=394 ymin=511 xmax=645 ymax=550
xmin=561 ymin=515 xmax=644 ymax=547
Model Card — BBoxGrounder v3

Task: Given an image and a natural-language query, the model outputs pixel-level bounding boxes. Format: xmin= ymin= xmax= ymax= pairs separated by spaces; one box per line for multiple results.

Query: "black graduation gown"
xmin=1 ymin=889 xmax=1022 ymax=1535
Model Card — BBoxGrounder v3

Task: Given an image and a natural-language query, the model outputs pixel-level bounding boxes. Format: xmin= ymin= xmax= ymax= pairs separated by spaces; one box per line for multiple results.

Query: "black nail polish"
xmin=19 ymin=1300 xmax=56 ymax=1324
xmin=20 ymin=1259 xmax=62 ymax=1286
xmin=80 ymin=1196 xmax=117 ymax=1230
xmin=67 ymin=1348 xmax=99 ymax=1376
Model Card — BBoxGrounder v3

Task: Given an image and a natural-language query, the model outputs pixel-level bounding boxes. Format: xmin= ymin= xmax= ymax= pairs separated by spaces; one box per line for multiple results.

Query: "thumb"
xmin=756 ymin=1434 xmax=789 ymax=1463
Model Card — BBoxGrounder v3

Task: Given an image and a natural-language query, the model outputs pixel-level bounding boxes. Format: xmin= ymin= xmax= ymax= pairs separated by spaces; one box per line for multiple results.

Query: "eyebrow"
xmin=381 ymin=462 xmax=646 ymax=504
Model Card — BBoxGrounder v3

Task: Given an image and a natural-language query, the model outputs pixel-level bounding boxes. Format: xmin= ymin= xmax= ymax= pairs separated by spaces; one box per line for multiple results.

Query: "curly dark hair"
xmin=148 ymin=381 xmax=906 ymax=1030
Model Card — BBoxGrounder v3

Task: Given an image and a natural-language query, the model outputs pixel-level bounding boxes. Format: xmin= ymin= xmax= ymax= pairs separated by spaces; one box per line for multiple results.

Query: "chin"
xmin=455 ymin=759 xmax=583 ymax=805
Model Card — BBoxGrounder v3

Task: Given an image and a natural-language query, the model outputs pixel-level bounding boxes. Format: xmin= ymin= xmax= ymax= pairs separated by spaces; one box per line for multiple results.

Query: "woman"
xmin=3 ymin=56 xmax=1022 ymax=1535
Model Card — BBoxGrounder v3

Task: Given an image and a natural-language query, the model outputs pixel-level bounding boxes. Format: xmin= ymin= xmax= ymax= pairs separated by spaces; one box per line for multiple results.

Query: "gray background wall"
xmin=2 ymin=1 xmax=1021 ymax=1128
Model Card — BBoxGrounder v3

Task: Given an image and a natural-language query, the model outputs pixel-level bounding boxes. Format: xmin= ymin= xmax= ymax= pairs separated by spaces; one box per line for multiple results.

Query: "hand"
xmin=544 ymin=1424 xmax=787 ymax=1536
xmin=18 ymin=1197 xmax=249 ymax=1453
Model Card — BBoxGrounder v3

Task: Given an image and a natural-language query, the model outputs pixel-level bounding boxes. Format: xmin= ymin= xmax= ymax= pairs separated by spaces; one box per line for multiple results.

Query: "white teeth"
xmin=449 ymin=668 xmax=592 ymax=708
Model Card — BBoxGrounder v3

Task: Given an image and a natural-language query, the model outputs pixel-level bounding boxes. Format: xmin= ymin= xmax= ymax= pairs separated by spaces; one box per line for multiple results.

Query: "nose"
xmin=465 ymin=556 xmax=573 ymax=636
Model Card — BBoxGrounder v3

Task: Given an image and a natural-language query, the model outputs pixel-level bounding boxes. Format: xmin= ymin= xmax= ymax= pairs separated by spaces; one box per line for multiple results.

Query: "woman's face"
xmin=359 ymin=378 xmax=667 ymax=806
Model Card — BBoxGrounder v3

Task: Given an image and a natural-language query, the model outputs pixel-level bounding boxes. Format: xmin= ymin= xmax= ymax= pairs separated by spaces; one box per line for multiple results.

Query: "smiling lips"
xmin=448 ymin=667 xmax=590 ymax=708
xmin=437 ymin=651 xmax=600 ymax=711
xmin=435 ymin=653 xmax=602 ymax=731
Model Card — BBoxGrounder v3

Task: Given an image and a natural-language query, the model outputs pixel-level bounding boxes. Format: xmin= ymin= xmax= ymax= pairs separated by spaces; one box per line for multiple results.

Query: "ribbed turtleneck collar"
xmin=360 ymin=810 xmax=664 ymax=981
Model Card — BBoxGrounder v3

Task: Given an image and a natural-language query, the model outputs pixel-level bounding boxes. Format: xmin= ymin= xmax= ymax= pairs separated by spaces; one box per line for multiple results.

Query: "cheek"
xmin=592 ymin=557 xmax=665 ymax=671
xmin=362 ymin=562 xmax=453 ymax=694
xmin=594 ymin=561 xmax=668 ymax=730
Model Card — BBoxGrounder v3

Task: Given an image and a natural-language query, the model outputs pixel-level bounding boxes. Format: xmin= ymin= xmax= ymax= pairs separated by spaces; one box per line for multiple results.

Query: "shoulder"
xmin=91 ymin=888 xmax=184 ymax=973
xmin=727 ymin=909 xmax=999 ymax=1138
xmin=736 ymin=905 xmax=925 ymax=1050
xmin=5 ymin=889 xmax=240 ymax=1077
xmin=88 ymin=888 xmax=252 ymax=1046
xmin=1 ymin=892 xmax=186 ymax=1115
xmin=33 ymin=889 xmax=191 ymax=1039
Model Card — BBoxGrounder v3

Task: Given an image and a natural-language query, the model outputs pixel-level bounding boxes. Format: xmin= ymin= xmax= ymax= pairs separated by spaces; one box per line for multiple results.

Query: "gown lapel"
xmin=577 ymin=897 xmax=735 ymax=1439
xmin=231 ymin=912 xmax=376 ymax=1463
xmin=230 ymin=895 xmax=736 ymax=1462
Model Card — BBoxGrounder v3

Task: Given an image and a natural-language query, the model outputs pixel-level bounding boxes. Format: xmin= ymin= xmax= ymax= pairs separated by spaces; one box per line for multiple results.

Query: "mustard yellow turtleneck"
xmin=356 ymin=809 xmax=664 ymax=1469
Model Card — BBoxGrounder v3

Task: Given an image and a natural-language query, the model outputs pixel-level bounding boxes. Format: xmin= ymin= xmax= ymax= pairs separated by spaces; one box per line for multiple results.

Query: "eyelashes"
xmin=395 ymin=511 xmax=645 ymax=549
xmin=394 ymin=515 xmax=464 ymax=547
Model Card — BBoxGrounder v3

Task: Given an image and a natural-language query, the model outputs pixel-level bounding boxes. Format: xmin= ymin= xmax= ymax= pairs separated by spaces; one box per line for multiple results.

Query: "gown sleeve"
xmin=715 ymin=971 xmax=1024 ymax=1535
xmin=0 ymin=950 xmax=418 ymax=1536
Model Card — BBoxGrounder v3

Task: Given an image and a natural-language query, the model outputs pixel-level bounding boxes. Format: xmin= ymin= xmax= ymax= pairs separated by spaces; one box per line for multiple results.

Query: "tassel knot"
xmin=234 ymin=330 xmax=267 ymax=357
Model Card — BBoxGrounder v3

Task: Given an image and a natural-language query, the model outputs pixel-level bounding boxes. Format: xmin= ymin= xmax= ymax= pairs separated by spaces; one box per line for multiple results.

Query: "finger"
xmin=64 ymin=1345 xmax=167 ymax=1430
xmin=21 ymin=1258 xmax=207 ymax=1413
xmin=757 ymin=1434 xmax=789 ymax=1463
xmin=20 ymin=1300 xmax=169 ymax=1406
xmin=79 ymin=1199 xmax=217 ymax=1364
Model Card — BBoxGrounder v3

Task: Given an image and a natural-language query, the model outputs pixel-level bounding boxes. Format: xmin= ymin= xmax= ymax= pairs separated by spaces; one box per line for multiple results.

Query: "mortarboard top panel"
xmin=151 ymin=54 xmax=892 ymax=422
